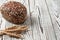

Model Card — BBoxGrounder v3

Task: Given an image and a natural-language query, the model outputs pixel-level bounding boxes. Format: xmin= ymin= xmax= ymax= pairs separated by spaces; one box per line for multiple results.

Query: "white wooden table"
xmin=0 ymin=0 xmax=60 ymax=40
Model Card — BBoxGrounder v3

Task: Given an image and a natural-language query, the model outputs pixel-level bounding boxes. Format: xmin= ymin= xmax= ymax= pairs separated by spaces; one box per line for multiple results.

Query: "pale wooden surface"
xmin=0 ymin=0 xmax=60 ymax=40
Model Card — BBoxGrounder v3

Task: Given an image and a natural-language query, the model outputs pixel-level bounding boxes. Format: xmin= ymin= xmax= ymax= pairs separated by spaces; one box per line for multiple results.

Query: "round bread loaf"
xmin=0 ymin=1 xmax=27 ymax=24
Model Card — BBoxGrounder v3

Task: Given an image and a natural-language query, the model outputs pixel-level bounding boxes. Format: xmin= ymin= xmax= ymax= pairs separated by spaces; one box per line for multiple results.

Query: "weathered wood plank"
xmin=44 ymin=0 xmax=60 ymax=40
xmin=27 ymin=0 xmax=44 ymax=40
xmin=35 ymin=0 xmax=57 ymax=40
xmin=21 ymin=0 xmax=34 ymax=40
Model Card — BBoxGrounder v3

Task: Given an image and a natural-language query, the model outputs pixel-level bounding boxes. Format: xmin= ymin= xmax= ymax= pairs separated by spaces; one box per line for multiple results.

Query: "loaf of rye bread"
xmin=0 ymin=1 xmax=27 ymax=24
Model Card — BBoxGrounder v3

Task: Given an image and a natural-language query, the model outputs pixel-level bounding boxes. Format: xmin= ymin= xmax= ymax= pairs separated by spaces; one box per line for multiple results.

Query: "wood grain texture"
xmin=45 ymin=0 xmax=60 ymax=40
xmin=0 ymin=0 xmax=60 ymax=40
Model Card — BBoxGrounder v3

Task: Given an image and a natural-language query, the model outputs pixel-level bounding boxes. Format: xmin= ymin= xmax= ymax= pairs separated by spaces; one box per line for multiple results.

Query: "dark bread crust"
xmin=0 ymin=1 xmax=27 ymax=24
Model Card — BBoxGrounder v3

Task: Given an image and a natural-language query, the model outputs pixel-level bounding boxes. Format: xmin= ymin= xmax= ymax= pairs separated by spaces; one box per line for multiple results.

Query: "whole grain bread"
xmin=0 ymin=1 xmax=27 ymax=24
